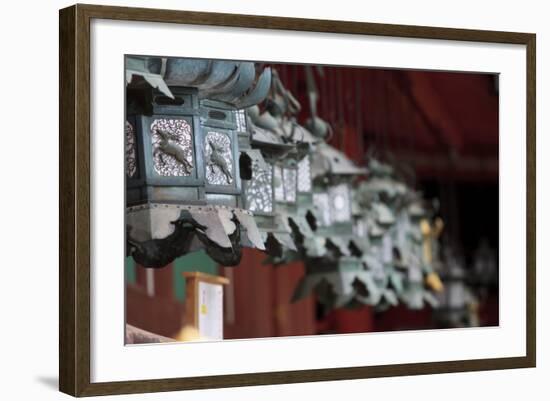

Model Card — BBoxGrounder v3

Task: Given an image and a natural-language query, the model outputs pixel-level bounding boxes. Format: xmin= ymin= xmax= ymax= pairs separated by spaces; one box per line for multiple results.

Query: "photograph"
xmin=55 ymin=3 xmax=536 ymax=396
xmin=124 ymin=56 xmax=499 ymax=345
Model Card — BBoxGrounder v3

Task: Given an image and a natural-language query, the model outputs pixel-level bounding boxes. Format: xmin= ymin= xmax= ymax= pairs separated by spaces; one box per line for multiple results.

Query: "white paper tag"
xmin=198 ymin=282 xmax=224 ymax=340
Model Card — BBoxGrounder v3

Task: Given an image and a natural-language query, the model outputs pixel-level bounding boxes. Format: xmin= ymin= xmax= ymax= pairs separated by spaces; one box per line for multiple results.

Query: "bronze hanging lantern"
xmin=292 ymin=123 xmax=370 ymax=309
xmin=243 ymin=103 xmax=298 ymax=258
xmin=241 ymin=69 xmax=314 ymax=259
xmin=125 ymin=57 xmax=271 ymax=267
xmin=434 ymin=246 xmax=479 ymax=327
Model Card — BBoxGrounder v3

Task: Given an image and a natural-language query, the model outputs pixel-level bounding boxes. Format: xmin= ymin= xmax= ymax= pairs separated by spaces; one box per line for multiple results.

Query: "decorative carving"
xmin=125 ymin=121 xmax=137 ymax=177
xmin=329 ymin=184 xmax=352 ymax=223
xmin=195 ymin=211 xmax=243 ymax=266
xmin=297 ymin=156 xmax=312 ymax=192
xmin=204 ymin=131 xmax=234 ymax=185
xmin=354 ymin=216 xmax=368 ymax=238
xmin=313 ymin=193 xmax=331 ymax=227
xmin=127 ymin=214 xmax=205 ymax=268
xmin=150 ymin=119 xmax=194 ymax=176
xmin=245 ymin=160 xmax=273 ymax=213
xmin=283 ymin=168 xmax=297 ymax=203
xmin=273 ymin=166 xmax=284 ymax=202
xmin=234 ymin=109 xmax=247 ymax=132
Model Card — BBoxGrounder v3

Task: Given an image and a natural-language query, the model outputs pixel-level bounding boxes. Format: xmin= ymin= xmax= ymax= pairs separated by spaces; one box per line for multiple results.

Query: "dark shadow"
xmin=35 ymin=376 xmax=58 ymax=391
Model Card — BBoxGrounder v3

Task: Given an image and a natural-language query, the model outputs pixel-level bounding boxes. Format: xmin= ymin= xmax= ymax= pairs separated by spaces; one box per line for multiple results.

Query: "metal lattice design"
xmin=273 ymin=165 xmax=284 ymax=202
xmin=313 ymin=193 xmax=332 ymax=227
xmin=125 ymin=121 xmax=137 ymax=177
xmin=283 ymin=168 xmax=297 ymax=203
xmin=329 ymin=184 xmax=352 ymax=223
xmin=234 ymin=109 xmax=247 ymax=133
xmin=204 ymin=131 xmax=234 ymax=185
xmin=150 ymin=119 xmax=194 ymax=176
xmin=245 ymin=160 xmax=273 ymax=213
xmin=354 ymin=217 xmax=368 ymax=238
xmin=297 ymin=156 xmax=312 ymax=193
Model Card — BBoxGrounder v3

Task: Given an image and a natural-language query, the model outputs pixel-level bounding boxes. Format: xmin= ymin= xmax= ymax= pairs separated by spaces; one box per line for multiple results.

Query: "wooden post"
xmin=182 ymin=272 xmax=230 ymax=341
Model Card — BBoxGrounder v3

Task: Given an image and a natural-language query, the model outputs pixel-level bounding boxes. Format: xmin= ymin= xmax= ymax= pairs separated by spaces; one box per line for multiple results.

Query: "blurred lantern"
xmin=292 ymin=256 xmax=379 ymax=310
xmin=243 ymin=70 xmax=319 ymax=262
xmin=292 ymin=114 xmax=369 ymax=308
xmin=397 ymin=199 xmax=445 ymax=309
xmin=125 ymin=57 xmax=271 ymax=267
xmin=311 ymin=143 xmax=367 ymax=229
xmin=353 ymin=158 xmax=444 ymax=310
xmin=472 ymin=238 xmax=498 ymax=287
xmin=354 ymin=179 xmax=399 ymax=307
xmin=243 ymin=103 xmax=297 ymax=256
xmin=352 ymin=158 xmax=409 ymax=305
xmin=435 ymin=246 xmax=479 ymax=327
xmin=124 ymin=57 xmax=452 ymax=315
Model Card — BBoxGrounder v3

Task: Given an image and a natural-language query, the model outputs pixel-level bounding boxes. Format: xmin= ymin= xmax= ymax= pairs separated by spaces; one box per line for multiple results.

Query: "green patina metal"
xmin=124 ymin=58 xmax=450 ymax=313
xmin=125 ymin=57 xmax=271 ymax=268
xmin=125 ymin=256 xmax=137 ymax=284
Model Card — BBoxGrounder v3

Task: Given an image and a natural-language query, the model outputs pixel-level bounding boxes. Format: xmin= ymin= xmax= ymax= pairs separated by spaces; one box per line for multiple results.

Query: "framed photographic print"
xmin=59 ymin=3 xmax=536 ymax=397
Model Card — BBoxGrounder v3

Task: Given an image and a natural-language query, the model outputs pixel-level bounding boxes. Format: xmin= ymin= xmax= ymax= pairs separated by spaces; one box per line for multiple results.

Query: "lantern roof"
xmin=273 ymin=120 xmax=318 ymax=146
xmin=311 ymin=142 xmax=368 ymax=179
xmin=126 ymin=56 xmax=174 ymax=99
xmin=408 ymin=201 xmax=426 ymax=217
xmin=292 ymin=259 xmax=382 ymax=308
xmin=368 ymin=158 xmax=395 ymax=176
xmin=126 ymin=56 xmax=272 ymax=109
xmin=359 ymin=177 xmax=408 ymax=200
xmin=247 ymin=106 xmax=297 ymax=160
xmin=249 ymin=123 xmax=291 ymax=149
xmin=248 ymin=69 xmax=317 ymax=157
xmin=372 ymin=202 xmax=396 ymax=226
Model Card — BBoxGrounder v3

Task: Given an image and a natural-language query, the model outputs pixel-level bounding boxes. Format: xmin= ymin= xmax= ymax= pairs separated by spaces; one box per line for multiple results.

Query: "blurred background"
xmin=125 ymin=64 xmax=499 ymax=340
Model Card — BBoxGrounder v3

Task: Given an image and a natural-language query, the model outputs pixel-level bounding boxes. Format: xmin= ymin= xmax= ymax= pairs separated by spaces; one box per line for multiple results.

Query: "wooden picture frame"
xmin=59 ymin=3 xmax=536 ymax=396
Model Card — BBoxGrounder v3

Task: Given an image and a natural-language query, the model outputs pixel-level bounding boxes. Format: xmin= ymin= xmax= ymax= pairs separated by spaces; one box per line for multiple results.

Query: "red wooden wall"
xmin=272 ymin=63 xmax=498 ymax=180
xmin=222 ymin=249 xmax=317 ymax=339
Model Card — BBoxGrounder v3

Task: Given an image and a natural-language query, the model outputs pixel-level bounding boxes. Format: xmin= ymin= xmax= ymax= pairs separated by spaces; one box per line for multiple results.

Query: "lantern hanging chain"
xmin=374 ymin=70 xmax=382 ymax=158
xmin=401 ymin=72 xmax=418 ymax=190
xmin=383 ymin=71 xmax=391 ymax=160
xmin=402 ymin=72 xmax=416 ymax=188
xmin=319 ymin=65 xmax=326 ymax=120
xmin=339 ymin=68 xmax=346 ymax=151
xmin=410 ymin=83 xmax=418 ymax=188
xmin=390 ymin=72 xmax=417 ymax=191
xmin=364 ymin=70 xmax=377 ymax=163
xmin=304 ymin=64 xmax=334 ymax=144
xmin=331 ymin=67 xmax=338 ymax=138
xmin=305 ymin=65 xmax=318 ymax=119
xmin=355 ymin=68 xmax=365 ymax=163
